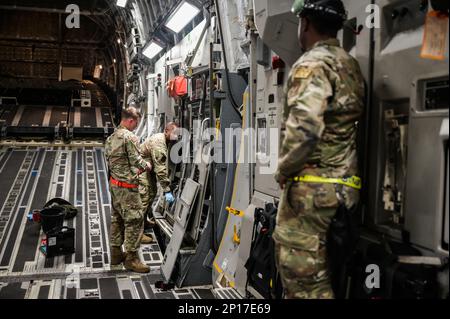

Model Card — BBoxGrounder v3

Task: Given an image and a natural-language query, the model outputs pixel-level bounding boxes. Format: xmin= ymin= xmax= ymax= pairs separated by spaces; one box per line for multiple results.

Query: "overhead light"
xmin=165 ymin=1 xmax=200 ymax=33
xmin=113 ymin=59 xmax=117 ymax=63
xmin=143 ymin=41 xmax=164 ymax=59
xmin=117 ymin=38 xmax=121 ymax=44
xmin=117 ymin=0 xmax=128 ymax=8
xmin=99 ymin=65 xmax=103 ymax=69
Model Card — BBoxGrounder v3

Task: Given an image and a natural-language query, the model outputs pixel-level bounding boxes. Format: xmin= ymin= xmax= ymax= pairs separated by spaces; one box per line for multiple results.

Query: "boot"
xmin=124 ymin=251 xmax=150 ymax=273
xmin=141 ymin=234 xmax=154 ymax=245
xmin=111 ymin=246 xmax=125 ymax=266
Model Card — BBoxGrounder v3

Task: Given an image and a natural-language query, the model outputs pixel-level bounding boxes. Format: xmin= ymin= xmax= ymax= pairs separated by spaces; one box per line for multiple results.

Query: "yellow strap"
xmin=226 ymin=206 xmax=245 ymax=217
xmin=215 ymin=119 xmax=221 ymax=137
xmin=292 ymin=175 xmax=362 ymax=190
xmin=233 ymin=225 xmax=241 ymax=245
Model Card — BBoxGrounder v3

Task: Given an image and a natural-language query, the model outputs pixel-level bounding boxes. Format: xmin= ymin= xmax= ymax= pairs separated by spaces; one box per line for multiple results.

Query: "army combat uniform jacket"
xmin=139 ymin=133 xmax=171 ymax=212
xmin=274 ymin=39 xmax=365 ymax=299
xmin=105 ymin=125 xmax=148 ymax=185
xmin=105 ymin=125 xmax=148 ymax=252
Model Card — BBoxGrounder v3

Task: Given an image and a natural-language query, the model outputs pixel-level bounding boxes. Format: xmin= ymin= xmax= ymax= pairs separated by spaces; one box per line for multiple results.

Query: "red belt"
xmin=110 ymin=177 xmax=138 ymax=189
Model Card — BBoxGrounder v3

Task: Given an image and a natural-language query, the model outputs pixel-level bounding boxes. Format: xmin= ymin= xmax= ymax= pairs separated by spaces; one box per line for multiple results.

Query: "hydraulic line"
xmin=213 ymin=0 xmax=243 ymax=119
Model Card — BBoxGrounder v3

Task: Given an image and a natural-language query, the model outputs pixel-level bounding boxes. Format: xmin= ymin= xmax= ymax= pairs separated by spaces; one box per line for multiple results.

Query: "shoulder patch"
xmin=294 ymin=67 xmax=313 ymax=79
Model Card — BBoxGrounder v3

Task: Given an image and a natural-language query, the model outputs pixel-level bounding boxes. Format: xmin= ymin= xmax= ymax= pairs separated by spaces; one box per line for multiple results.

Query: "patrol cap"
xmin=292 ymin=0 xmax=347 ymax=21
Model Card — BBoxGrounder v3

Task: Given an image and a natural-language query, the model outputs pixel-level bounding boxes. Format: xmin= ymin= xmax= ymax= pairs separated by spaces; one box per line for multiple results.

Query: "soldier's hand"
xmin=164 ymin=192 xmax=175 ymax=204
xmin=137 ymin=162 xmax=151 ymax=175
xmin=278 ymin=175 xmax=288 ymax=190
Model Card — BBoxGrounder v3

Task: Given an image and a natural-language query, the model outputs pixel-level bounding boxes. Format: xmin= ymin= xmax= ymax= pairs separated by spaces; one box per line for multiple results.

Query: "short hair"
xmin=165 ymin=122 xmax=179 ymax=131
xmin=299 ymin=0 xmax=346 ymax=36
xmin=122 ymin=107 xmax=141 ymax=121
xmin=306 ymin=13 xmax=344 ymax=37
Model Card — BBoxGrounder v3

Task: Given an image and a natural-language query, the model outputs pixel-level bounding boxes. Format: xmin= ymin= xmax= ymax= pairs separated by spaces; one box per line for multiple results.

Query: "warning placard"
xmin=48 ymin=237 xmax=57 ymax=247
xmin=421 ymin=11 xmax=449 ymax=61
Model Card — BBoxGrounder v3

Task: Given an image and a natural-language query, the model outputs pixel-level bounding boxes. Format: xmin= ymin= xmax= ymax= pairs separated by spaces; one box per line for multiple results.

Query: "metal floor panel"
xmin=1 ymin=105 xmax=70 ymax=129
xmin=18 ymin=106 xmax=47 ymax=127
xmin=0 ymin=105 xmax=18 ymax=127
xmin=80 ymin=108 xmax=97 ymax=127
xmin=0 ymin=275 xmax=213 ymax=300
xmin=49 ymin=106 xmax=69 ymax=127
xmin=0 ymin=145 xmax=214 ymax=299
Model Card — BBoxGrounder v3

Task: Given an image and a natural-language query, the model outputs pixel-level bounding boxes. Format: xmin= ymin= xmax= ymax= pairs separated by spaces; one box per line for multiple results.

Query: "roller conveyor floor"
xmin=0 ymin=145 xmax=215 ymax=299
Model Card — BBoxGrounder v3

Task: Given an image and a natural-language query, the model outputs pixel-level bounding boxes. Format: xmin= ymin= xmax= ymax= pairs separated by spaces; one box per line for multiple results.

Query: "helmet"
xmin=292 ymin=0 xmax=347 ymax=21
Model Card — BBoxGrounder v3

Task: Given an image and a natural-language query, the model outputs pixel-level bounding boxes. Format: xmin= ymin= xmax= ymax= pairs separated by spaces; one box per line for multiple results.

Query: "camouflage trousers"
xmin=139 ymin=172 xmax=158 ymax=216
xmin=273 ymin=181 xmax=342 ymax=299
xmin=110 ymin=184 xmax=145 ymax=253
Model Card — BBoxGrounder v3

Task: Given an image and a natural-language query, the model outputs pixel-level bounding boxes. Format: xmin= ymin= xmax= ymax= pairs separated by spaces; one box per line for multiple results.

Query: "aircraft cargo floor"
xmin=0 ymin=144 xmax=215 ymax=299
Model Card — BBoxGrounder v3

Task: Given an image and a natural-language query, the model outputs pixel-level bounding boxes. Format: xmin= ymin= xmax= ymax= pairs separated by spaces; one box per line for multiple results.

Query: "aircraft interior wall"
xmin=0 ymin=0 xmax=448 ymax=302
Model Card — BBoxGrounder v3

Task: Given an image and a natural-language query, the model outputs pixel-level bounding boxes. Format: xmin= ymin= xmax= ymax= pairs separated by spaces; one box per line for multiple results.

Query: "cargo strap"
xmin=110 ymin=177 xmax=138 ymax=189
xmin=290 ymin=175 xmax=362 ymax=190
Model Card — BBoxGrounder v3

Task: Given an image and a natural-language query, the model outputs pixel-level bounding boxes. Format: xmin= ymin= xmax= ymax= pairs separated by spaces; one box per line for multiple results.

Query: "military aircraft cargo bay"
xmin=0 ymin=0 xmax=448 ymax=301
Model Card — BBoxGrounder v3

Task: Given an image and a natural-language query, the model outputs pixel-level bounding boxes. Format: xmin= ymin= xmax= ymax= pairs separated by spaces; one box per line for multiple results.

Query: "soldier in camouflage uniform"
xmin=274 ymin=0 xmax=365 ymax=299
xmin=139 ymin=123 xmax=179 ymax=227
xmin=105 ymin=107 xmax=153 ymax=273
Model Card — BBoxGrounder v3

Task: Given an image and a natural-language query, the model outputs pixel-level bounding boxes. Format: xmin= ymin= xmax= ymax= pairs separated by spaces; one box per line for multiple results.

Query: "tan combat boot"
xmin=124 ymin=251 xmax=150 ymax=273
xmin=111 ymin=246 xmax=125 ymax=265
xmin=141 ymin=234 xmax=154 ymax=245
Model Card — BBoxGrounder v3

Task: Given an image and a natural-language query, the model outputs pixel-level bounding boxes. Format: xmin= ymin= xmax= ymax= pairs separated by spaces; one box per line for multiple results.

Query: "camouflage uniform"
xmin=274 ymin=39 xmax=365 ymax=299
xmin=139 ymin=133 xmax=171 ymax=214
xmin=105 ymin=125 xmax=148 ymax=253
